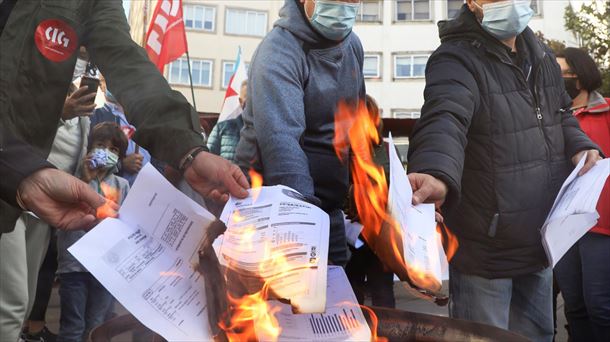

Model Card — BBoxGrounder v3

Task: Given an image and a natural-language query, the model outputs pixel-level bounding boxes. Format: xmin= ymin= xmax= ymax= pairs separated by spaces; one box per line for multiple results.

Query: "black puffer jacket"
xmin=407 ymin=6 xmax=598 ymax=278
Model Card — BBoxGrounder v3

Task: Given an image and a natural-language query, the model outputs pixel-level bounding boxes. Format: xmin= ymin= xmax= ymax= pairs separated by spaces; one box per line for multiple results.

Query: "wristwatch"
xmin=179 ymin=146 xmax=206 ymax=173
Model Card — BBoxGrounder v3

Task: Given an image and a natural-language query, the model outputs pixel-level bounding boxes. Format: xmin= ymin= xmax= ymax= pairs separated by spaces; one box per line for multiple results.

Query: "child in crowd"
xmin=56 ymin=122 xmax=129 ymax=342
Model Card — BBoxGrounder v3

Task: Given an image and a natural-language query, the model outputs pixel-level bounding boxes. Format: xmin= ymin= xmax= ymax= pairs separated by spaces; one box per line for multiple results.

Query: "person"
xmin=90 ymin=75 xmax=153 ymax=186
xmin=235 ymin=0 xmax=365 ymax=266
xmin=0 ymin=0 xmax=249 ymax=236
xmin=0 ymin=83 xmax=92 ymax=342
xmin=345 ymin=95 xmax=395 ymax=308
xmin=56 ymin=122 xmax=129 ymax=342
xmin=405 ymin=1 xmax=601 ymax=341
xmin=207 ymin=80 xmax=248 ymax=162
xmin=554 ymin=47 xmax=610 ymax=342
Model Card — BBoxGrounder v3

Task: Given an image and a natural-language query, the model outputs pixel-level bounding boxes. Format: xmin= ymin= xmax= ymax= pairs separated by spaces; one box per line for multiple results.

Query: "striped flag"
xmin=218 ymin=47 xmax=248 ymax=122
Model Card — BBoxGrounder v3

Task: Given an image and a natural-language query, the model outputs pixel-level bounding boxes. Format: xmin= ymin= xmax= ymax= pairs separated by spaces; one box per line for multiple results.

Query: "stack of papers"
xmin=218 ymin=185 xmax=330 ymax=313
xmin=256 ymin=266 xmax=371 ymax=341
xmin=543 ymin=157 xmax=610 ymax=267
xmin=386 ymin=133 xmax=448 ymax=291
xmin=69 ymin=164 xmax=214 ymax=341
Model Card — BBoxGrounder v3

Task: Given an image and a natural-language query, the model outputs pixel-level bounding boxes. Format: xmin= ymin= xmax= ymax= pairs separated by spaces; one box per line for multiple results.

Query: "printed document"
xmin=256 ymin=266 xmax=371 ymax=341
xmin=69 ymin=164 xmax=214 ymax=341
xmin=387 ymin=133 xmax=447 ymax=289
xmin=219 ymin=185 xmax=330 ymax=313
xmin=543 ymin=157 xmax=610 ymax=266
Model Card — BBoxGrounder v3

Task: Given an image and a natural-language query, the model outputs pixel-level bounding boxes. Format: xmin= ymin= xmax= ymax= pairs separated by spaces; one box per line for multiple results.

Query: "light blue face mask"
xmin=476 ymin=0 xmax=534 ymax=40
xmin=310 ymin=0 xmax=360 ymax=41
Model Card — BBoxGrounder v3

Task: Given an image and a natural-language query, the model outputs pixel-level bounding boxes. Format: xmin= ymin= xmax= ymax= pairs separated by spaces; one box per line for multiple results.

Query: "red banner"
xmin=145 ymin=0 xmax=188 ymax=73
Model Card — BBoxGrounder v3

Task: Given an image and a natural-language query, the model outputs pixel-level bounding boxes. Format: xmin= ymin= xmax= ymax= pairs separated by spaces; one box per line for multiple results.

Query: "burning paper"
xmin=218 ymin=185 xmax=330 ymax=314
xmin=333 ymin=101 xmax=457 ymax=297
xmin=255 ymin=266 xmax=371 ymax=342
xmin=69 ymin=164 xmax=215 ymax=341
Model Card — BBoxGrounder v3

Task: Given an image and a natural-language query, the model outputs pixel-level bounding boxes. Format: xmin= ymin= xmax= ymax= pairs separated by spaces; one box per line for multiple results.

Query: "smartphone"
xmin=80 ymin=61 xmax=99 ymax=105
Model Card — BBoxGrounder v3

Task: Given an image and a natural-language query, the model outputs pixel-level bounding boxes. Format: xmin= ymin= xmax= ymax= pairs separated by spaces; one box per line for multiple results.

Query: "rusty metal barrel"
xmin=90 ymin=307 xmax=529 ymax=342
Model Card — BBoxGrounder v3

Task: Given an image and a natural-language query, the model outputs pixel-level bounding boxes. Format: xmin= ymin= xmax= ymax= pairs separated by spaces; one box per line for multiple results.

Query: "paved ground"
xmin=43 ymin=280 xmax=569 ymax=341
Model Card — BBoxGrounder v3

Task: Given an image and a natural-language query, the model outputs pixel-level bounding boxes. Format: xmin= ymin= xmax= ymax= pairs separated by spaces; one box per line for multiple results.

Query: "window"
xmin=392 ymin=110 xmax=421 ymax=119
xmin=395 ymin=0 xmax=431 ymax=21
xmin=168 ymin=58 xmax=213 ymax=87
xmin=357 ymin=0 xmax=383 ymax=22
xmin=184 ymin=4 xmax=215 ymax=31
xmin=222 ymin=61 xmax=236 ymax=88
xmin=447 ymin=0 xmax=463 ymax=19
xmin=225 ymin=8 xmax=267 ymax=37
xmin=363 ymin=54 xmax=381 ymax=78
xmin=394 ymin=54 xmax=429 ymax=78
xmin=530 ymin=0 xmax=541 ymax=16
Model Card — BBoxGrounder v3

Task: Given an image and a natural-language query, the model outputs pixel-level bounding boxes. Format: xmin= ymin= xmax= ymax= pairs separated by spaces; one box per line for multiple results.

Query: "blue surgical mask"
xmin=310 ymin=0 xmax=359 ymax=41
xmin=476 ymin=0 xmax=534 ymax=40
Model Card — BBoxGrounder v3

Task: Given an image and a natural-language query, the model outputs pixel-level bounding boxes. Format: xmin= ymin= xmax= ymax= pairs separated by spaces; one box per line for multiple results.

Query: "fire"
xmin=437 ymin=223 xmax=459 ymax=262
xmin=96 ymin=182 xmax=120 ymax=219
xmin=220 ymin=243 xmax=290 ymax=341
xmin=333 ymin=100 xmax=458 ymax=296
xmin=249 ymin=168 xmax=263 ymax=202
xmin=359 ymin=305 xmax=388 ymax=342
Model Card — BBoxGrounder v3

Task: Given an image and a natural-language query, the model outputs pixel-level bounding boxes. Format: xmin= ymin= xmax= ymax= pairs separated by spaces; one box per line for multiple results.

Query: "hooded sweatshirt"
xmin=235 ymin=0 xmax=365 ymax=266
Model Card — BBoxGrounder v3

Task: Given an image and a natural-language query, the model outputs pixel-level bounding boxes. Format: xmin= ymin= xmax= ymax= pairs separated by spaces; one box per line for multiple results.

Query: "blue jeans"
xmin=58 ymin=272 xmax=113 ymax=342
xmin=449 ymin=266 xmax=554 ymax=342
xmin=554 ymin=233 xmax=610 ymax=342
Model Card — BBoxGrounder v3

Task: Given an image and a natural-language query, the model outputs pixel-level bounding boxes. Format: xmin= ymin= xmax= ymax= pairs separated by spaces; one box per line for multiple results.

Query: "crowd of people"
xmin=0 ymin=1 xmax=608 ymax=342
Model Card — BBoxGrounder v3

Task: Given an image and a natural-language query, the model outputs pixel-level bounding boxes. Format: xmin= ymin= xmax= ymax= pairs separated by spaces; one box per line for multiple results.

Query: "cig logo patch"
xmin=35 ymin=19 xmax=77 ymax=62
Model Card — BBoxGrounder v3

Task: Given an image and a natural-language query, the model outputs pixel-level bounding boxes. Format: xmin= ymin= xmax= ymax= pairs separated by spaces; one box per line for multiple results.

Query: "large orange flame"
xmin=359 ymin=305 xmax=388 ymax=342
xmin=96 ymin=182 xmax=119 ymax=219
xmin=333 ymin=100 xmax=458 ymax=296
xmin=249 ymin=168 xmax=263 ymax=203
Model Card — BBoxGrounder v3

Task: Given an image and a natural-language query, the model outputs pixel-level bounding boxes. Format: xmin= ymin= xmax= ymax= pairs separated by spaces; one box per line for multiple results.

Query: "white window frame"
xmin=225 ymin=8 xmax=268 ymax=37
xmin=357 ymin=0 xmax=383 ymax=23
xmin=530 ymin=0 xmax=542 ymax=16
xmin=168 ymin=58 xmax=213 ymax=87
xmin=392 ymin=109 xmax=421 ymax=119
xmin=395 ymin=0 xmax=432 ymax=22
xmin=183 ymin=4 xmax=216 ymax=32
xmin=222 ymin=61 xmax=236 ymax=89
xmin=363 ymin=54 xmax=381 ymax=79
xmin=446 ymin=0 xmax=463 ymax=19
xmin=393 ymin=54 xmax=429 ymax=79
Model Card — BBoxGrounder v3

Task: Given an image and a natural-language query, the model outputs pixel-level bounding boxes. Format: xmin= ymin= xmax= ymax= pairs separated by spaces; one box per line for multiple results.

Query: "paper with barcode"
xmin=218 ymin=185 xmax=330 ymax=313
xmin=256 ymin=266 xmax=371 ymax=341
xmin=69 ymin=164 xmax=214 ymax=341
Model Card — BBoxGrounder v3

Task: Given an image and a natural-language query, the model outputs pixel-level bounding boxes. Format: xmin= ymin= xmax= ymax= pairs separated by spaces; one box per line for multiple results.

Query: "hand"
xmin=572 ymin=149 xmax=602 ymax=176
xmin=16 ymin=168 xmax=105 ymax=231
xmin=184 ymin=151 xmax=250 ymax=203
xmin=122 ymin=153 xmax=144 ymax=174
xmin=62 ymin=86 xmax=96 ymax=120
xmin=408 ymin=173 xmax=448 ymax=207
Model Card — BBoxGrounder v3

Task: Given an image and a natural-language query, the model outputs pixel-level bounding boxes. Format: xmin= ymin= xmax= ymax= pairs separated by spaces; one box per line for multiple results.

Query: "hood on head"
xmin=438 ymin=4 xmax=488 ymax=43
xmin=274 ymin=0 xmax=334 ymax=45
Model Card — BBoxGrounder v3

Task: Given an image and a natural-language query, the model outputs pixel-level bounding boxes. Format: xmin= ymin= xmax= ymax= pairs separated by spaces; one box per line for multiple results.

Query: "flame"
xmin=96 ymin=182 xmax=119 ymax=219
xmin=437 ymin=223 xmax=459 ymax=262
xmin=359 ymin=305 xmax=388 ymax=342
xmin=249 ymin=168 xmax=263 ymax=203
xmin=333 ymin=100 xmax=455 ymax=295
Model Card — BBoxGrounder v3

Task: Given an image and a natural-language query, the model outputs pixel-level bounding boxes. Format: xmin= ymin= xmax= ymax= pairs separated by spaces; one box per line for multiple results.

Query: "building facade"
xmin=129 ymin=0 xmax=578 ymax=117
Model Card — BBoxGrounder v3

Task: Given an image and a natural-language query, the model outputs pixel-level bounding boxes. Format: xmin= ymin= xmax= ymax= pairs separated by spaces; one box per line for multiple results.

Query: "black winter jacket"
xmin=407 ymin=6 xmax=598 ymax=278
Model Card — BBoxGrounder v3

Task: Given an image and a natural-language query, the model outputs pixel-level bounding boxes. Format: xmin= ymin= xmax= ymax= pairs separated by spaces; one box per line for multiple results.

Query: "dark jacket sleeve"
xmin=83 ymin=0 xmax=204 ymax=168
xmin=407 ymin=49 xmax=480 ymax=211
xmin=0 ymin=125 xmax=54 ymax=206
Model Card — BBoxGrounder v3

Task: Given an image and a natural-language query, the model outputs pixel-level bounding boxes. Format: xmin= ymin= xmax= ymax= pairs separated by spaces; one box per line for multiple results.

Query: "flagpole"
xmin=185 ymin=51 xmax=197 ymax=111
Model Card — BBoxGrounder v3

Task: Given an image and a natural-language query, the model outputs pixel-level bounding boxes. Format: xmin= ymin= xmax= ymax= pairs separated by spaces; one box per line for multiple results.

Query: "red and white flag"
xmin=218 ymin=47 xmax=248 ymax=122
xmin=145 ymin=0 xmax=188 ymax=73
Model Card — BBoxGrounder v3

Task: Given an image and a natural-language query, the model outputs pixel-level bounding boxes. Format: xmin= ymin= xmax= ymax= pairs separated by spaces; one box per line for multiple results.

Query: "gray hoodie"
xmin=235 ymin=0 xmax=365 ymax=266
